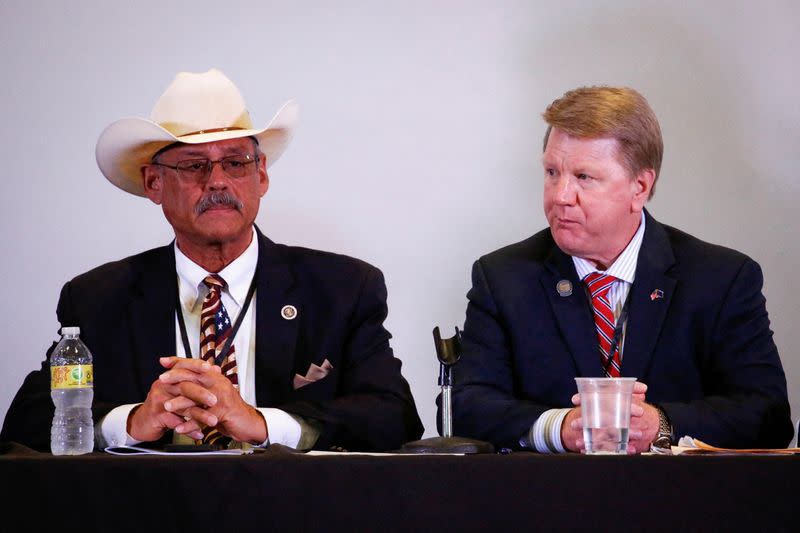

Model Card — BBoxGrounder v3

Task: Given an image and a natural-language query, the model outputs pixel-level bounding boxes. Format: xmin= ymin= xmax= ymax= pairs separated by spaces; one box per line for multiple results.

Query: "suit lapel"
xmin=620 ymin=211 xmax=676 ymax=379
xmin=253 ymin=228 xmax=300 ymax=405
xmin=541 ymin=239 xmax=602 ymax=377
xmin=127 ymin=245 xmax=178 ymax=396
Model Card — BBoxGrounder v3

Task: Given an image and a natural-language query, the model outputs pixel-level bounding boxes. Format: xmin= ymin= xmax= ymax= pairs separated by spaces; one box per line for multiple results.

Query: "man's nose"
xmin=205 ymin=161 xmax=230 ymax=189
xmin=554 ymin=176 xmax=576 ymax=205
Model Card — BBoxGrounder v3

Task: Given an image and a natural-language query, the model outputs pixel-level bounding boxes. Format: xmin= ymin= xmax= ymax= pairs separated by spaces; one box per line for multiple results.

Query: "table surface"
xmin=2 ymin=442 xmax=797 ymax=532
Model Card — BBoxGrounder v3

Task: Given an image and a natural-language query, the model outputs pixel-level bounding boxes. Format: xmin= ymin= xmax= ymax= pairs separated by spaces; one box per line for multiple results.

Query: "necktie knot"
xmin=583 ymin=272 xmax=618 ymax=299
xmin=203 ymin=274 xmax=227 ymax=293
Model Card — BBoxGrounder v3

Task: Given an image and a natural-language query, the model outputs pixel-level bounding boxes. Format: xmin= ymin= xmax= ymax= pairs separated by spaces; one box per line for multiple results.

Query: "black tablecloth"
xmin=1 ymin=442 xmax=796 ymax=532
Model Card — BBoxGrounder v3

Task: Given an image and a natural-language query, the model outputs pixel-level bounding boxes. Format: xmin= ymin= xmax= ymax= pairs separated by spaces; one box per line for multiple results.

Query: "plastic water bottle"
xmin=50 ymin=326 xmax=94 ymax=455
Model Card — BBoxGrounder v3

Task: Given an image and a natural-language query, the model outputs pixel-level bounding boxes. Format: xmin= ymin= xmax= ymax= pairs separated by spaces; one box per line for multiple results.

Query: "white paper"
xmin=104 ymin=445 xmax=251 ymax=456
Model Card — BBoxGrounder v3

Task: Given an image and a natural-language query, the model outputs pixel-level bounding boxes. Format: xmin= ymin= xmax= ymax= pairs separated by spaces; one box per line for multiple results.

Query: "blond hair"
xmin=543 ymin=86 xmax=663 ymax=198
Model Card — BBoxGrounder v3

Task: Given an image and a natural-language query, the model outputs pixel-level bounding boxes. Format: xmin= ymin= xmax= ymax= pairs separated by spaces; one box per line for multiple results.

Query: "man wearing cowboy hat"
xmin=1 ymin=69 xmax=423 ymax=452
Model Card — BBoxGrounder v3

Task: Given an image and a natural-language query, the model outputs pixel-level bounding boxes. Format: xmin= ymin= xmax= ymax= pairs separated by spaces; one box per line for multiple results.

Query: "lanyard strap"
xmin=602 ymin=289 xmax=632 ymax=374
xmin=176 ymin=274 xmax=258 ymax=366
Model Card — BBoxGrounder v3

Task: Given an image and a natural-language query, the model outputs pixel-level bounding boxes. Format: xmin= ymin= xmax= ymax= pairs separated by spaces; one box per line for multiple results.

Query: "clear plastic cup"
xmin=575 ymin=377 xmax=637 ymax=455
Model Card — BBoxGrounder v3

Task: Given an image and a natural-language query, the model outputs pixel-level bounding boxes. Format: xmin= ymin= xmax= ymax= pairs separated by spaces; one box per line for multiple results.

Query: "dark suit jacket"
xmin=1 ymin=228 xmax=423 ymax=452
xmin=447 ymin=211 xmax=792 ymax=450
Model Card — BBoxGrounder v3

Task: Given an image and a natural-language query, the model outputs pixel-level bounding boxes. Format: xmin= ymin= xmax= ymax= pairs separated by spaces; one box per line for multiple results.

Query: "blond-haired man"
xmin=448 ymin=86 xmax=792 ymax=453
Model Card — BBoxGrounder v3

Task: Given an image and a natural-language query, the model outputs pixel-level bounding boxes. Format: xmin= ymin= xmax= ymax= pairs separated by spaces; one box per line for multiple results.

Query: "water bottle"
xmin=50 ymin=326 xmax=94 ymax=455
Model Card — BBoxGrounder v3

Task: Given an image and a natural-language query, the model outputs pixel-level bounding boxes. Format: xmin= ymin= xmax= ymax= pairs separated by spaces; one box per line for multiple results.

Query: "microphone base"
xmin=398 ymin=436 xmax=495 ymax=454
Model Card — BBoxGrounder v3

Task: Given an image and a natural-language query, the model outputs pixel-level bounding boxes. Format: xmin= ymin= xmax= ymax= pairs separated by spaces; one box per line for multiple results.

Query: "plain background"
xmin=1 ymin=0 xmax=798 ymax=445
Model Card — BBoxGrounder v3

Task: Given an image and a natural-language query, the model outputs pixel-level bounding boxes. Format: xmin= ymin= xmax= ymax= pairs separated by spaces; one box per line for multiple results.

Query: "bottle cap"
xmin=61 ymin=326 xmax=81 ymax=336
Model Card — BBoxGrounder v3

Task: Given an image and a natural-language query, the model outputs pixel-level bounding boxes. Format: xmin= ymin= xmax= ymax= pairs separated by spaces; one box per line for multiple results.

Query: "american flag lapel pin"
xmin=650 ymin=289 xmax=664 ymax=301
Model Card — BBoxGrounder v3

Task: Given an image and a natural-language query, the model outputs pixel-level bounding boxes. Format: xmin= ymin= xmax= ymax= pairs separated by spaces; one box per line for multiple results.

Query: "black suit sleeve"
xmin=278 ymin=267 xmax=423 ymax=451
xmin=0 ymin=344 xmax=57 ymax=451
xmin=448 ymin=260 xmax=552 ymax=449
xmin=1 ymin=282 xmax=82 ymax=451
xmin=660 ymin=259 xmax=793 ymax=447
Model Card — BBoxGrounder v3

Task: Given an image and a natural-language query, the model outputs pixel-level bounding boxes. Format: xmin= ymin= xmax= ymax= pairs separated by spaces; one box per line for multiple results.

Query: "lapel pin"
xmin=281 ymin=305 xmax=298 ymax=320
xmin=556 ymin=279 xmax=573 ymax=297
xmin=650 ymin=289 xmax=664 ymax=301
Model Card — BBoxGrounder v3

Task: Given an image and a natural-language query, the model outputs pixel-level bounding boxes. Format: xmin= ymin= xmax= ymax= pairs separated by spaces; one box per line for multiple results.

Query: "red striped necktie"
xmin=583 ymin=272 xmax=622 ymax=377
xmin=199 ymin=274 xmax=238 ymax=446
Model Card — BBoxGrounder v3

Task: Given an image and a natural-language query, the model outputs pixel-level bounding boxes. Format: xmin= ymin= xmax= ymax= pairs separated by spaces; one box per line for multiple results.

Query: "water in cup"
xmin=583 ymin=427 xmax=629 ymax=455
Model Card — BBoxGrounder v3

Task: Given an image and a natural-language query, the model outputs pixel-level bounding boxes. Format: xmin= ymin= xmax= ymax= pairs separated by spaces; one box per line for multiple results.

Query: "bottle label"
xmin=51 ymin=365 xmax=93 ymax=389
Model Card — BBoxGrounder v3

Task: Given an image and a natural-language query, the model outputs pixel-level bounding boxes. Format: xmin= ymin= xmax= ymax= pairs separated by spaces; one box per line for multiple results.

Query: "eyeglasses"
xmin=151 ymin=154 xmax=258 ymax=182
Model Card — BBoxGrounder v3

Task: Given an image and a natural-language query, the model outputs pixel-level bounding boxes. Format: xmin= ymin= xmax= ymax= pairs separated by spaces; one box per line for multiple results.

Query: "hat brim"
xmin=95 ymin=100 xmax=298 ymax=197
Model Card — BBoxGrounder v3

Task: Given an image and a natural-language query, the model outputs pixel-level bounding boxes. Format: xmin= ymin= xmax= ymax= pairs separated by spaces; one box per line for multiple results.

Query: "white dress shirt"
xmin=96 ymin=228 xmax=302 ymax=449
xmin=527 ymin=212 xmax=645 ymax=453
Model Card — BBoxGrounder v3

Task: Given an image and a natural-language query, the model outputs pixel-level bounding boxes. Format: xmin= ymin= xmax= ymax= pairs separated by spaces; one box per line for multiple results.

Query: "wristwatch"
xmin=651 ymin=405 xmax=674 ymax=451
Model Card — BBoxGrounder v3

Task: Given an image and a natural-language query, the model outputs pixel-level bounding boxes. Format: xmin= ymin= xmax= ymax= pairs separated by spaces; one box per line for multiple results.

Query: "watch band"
xmin=651 ymin=404 xmax=674 ymax=450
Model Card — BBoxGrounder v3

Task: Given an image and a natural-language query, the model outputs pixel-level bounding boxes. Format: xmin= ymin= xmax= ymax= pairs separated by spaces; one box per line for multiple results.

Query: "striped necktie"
xmin=583 ymin=272 xmax=622 ymax=377
xmin=199 ymin=274 xmax=238 ymax=446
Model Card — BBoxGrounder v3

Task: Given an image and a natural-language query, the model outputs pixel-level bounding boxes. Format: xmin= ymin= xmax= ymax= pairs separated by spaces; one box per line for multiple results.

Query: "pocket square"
xmin=293 ymin=359 xmax=333 ymax=389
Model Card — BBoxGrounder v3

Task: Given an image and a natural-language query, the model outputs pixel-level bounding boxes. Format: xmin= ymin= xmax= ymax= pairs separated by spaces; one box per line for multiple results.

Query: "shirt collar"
xmin=175 ymin=227 xmax=259 ymax=308
xmin=572 ymin=211 xmax=646 ymax=284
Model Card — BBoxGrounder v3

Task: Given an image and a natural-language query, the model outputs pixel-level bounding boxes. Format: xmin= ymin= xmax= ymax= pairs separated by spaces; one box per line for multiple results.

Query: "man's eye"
xmin=227 ymin=160 xmax=245 ymax=168
xmin=577 ymin=173 xmax=589 ymax=180
xmin=545 ymin=168 xmax=556 ymax=177
xmin=181 ymin=161 xmax=207 ymax=172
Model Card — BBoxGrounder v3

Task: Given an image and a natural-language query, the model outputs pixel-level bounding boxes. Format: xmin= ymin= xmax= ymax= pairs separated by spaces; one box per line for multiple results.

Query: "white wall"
xmin=1 ymin=0 xmax=798 ymax=443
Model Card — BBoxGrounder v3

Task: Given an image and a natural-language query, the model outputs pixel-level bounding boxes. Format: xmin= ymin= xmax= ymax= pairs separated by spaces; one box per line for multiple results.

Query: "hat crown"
xmin=150 ymin=69 xmax=254 ymax=137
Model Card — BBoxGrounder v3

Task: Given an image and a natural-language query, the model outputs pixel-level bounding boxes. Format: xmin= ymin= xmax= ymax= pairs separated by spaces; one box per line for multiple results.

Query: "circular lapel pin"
xmin=281 ymin=305 xmax=298 ymax=320
xmin=556 ymin=279 xmax=573 ymax=297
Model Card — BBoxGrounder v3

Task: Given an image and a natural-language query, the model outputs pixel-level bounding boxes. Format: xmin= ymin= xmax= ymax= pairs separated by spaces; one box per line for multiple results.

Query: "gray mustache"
xmin=195 ymin=192 xmax=244 ymax=215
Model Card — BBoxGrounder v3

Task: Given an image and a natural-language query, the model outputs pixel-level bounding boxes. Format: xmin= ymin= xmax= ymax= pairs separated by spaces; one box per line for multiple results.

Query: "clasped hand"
xmin=560 ymin=381 xmax=660 ymax=454
xmin=127 ymin=356 xmax=267 ymax=444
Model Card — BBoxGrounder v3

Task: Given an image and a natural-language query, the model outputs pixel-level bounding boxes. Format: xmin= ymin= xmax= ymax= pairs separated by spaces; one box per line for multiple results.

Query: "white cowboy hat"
xmin=95 ymin=69 xmax=297 ymax=197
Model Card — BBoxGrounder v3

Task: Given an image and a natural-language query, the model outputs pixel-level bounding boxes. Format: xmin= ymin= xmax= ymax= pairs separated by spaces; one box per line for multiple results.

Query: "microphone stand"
xmin=399 ymin=327 xmax=494 ymax=454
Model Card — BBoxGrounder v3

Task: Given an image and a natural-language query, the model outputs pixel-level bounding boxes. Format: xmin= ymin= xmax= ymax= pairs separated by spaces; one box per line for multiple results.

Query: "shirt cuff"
xmin=258 ymin=408 xmax=302 ymax=448
xmin=528 ymin=408 xmax=571 ymax=454
xmin=96 ymin=404 xmax=143 ymax=448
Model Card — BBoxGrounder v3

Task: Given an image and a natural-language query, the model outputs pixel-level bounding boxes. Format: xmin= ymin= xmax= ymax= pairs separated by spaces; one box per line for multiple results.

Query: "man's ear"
xmin=258 ymin=152 xmax=269 ymax=198
xmin=142 ymin=165 xmax=163 ymax=205
xmin=631 ymin=168 xmax=655 ymax=212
